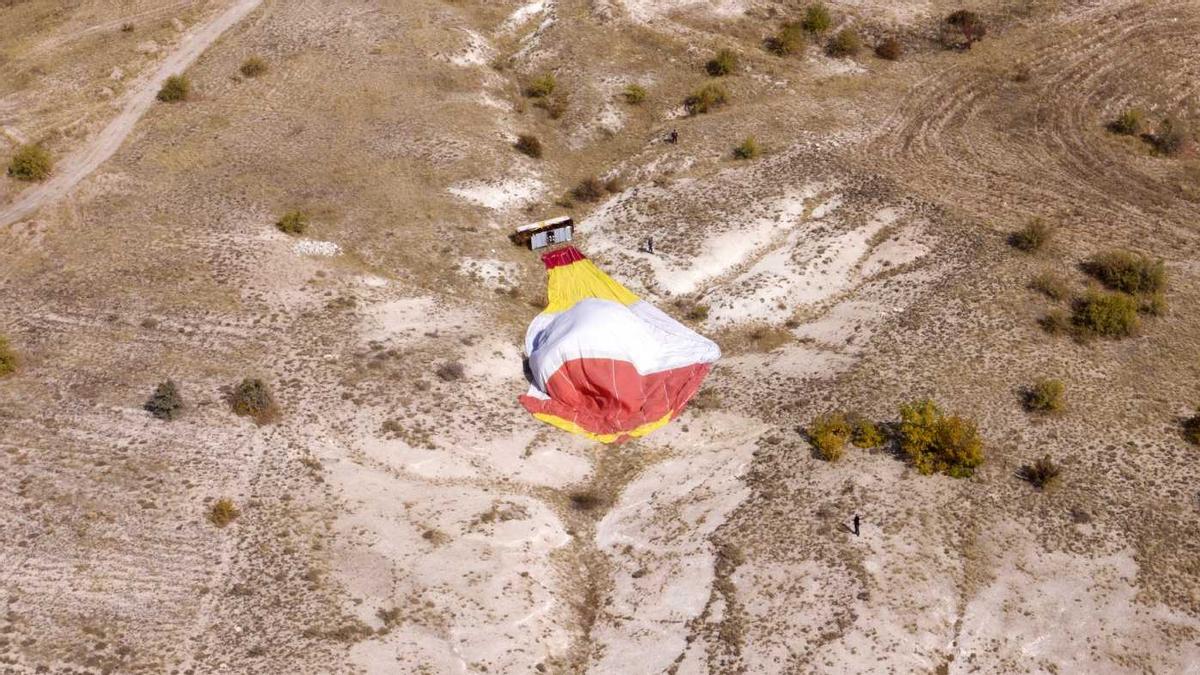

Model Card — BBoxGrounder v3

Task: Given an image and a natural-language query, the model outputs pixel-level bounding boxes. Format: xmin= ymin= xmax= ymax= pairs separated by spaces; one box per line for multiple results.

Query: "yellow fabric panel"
xmin=544 ymin=259 xmax=641 ymax=314
xmin=532 ymin=411 xmax=674 ymax=443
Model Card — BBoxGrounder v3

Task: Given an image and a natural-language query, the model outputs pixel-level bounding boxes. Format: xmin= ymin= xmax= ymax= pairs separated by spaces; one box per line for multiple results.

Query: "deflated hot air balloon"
xmin=520 ymin=246 xmax=720 ymax=443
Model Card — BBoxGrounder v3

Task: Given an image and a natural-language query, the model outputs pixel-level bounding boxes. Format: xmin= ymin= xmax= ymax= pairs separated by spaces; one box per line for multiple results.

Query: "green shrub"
xmin=240 ymin=56 xmax=268 ymax=78
xmin=850 ymin=417 xmax=885 ymax=448
xmin=1072 ymin=289 xmax=1139 ymax=338
xmin=809 ymin=412 xmax=852 ymax=461
xmin=1009 ymin=218 xmax=1054 ymax=252
xmin=524 ymin=72 xmax=556 ymax=98
xmin=209 ymin=498 xmax=240 ymax=527
xmin=1023 ymin=378 xmax=1064 ymax=413
xmin=1183 ymin=410 xmax=1200 ymax=445
xmin=623 ymin=83 xmax=647 ymax=104
xmin=145 ymin=379 xmax=184 ymax=420
xmin=733 ymin=136 xmax=760 ymax=159
xmin=515 ymin=133 xmax=542 ymax=158
xmin=156 ymin=74 xmax=190 ymax=102
xmin=1018 ymin=455 xmax=1061 ymax=489
xmin=706 ymin=48 xmax=738 ymax=76
xmin=0 ymin=335 xmax=16 ymax=377
xmin=802 ymin=3 xmax=832 ymax=33
xmin=826 ymin=28 xmax=862 ymax=57
xmin=1082 ymin=250 xmax=1165 ymax=294
xmin=7 ymin=144 xmax=52 ymax=181
xmin=276 ymin=210 xmax=307 ymax=235
xmin=1109 ymin=108 xmax=1144 ymax=135
xmin=1030 ymin=271 xmax=1068 ymax=300
xmin=898 ymin=399 xmax=984 ymax=478
xmin=229 ymin=378 xmax=279 ymax=424
xmin=685 ymin=83 xmax=728 ymax=115
xmin=767 ymin=22 xmax=806 ymax=56
xmin=875 ymin=37 xmax=903 ymax=60
xmin=572 ymin=176 xmax=605 ymax=202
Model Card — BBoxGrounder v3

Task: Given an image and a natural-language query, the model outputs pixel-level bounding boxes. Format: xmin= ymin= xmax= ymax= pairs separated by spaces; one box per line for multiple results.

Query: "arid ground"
xmin=2 ymin=0 xmax=1199 ymax=673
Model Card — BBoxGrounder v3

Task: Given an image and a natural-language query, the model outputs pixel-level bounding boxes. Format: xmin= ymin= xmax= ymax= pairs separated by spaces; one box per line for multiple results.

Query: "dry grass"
xmin=1030 ymin=271 xmax=1069 ymax=300
xmin=826 ymin=29 xmax=862 ymax=58
xmin=706 ymin=49 xmax=738 ymax=76
xmin=733 ymin=136 xmax=760 ymax=159
xmin=524 ymin=72 xmax=556 ymax=98
xmin=276 ymin=210 xmax=307 ymax=235
xmin=240 ymin=56 xmax=268 ymax=78
xmin=1023 ymin=378 xmax=1065 ymax=413
xmin=515 ymin=134 xmax=543 ymax=158
xmin=1009 ymin=218 xmax=1054 ymax=252
xmin=7 ymin=143 xmax=52 ymax=181
xmin=572 ymin=176 xmax=605 ymax=202
xmin=622 ymin=83 xmax=647 ymax=104
xmin=156 ymin=74 xmax=190 ymax=102
xmin=0 ymin=335 xmax=16 ymax=377
xmin=766 ymin=23 xmax=806 ymax=56
xmin=875 ymin=38 xmax=903 ymax=61
xmin=1018 ymin=455 xmax=1062 ymax=489
xmin=685 ymin=82 xmax=728 ymax=115
xmin=802 ymin=3 xmax=831 ymax=34
xmin=208 ymin=498 xmax=240 ymax=527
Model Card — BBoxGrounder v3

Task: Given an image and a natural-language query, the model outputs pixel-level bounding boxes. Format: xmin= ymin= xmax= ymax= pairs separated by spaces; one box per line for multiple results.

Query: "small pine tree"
xmin=144 ymin=380 xmax=184 ymax=420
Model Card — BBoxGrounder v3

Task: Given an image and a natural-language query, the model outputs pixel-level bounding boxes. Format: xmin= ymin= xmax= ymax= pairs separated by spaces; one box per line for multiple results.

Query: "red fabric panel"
xmin=541 ymin=246 xmax=586 ymax=269
xmin=519 ymin=359 xmax=712 ymax=439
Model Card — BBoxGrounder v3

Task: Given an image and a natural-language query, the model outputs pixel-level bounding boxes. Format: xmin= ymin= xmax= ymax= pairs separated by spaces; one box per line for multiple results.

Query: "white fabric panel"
xmin=524 ymin=298 xmax=720 ymax=392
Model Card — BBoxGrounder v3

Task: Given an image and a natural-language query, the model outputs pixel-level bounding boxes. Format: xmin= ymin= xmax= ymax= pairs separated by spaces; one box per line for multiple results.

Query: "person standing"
xmin=853 ymin=514 xmax=860 ymax=536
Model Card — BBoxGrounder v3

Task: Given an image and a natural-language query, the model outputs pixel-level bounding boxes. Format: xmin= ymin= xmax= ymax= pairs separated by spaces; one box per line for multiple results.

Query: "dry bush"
xmin=826 ymin=28 xmax=861 ymax=57
xmin=209 ymin=498 xmax=240 ymax=527
xmin=1082 ymin=250 xmax=1165 ymax=294
xmin=276 ymin=210 xmax=307 ymax=235
xmin=0 ymin=335 xmax=16 ymax=377
xmin=685 ymin=83 xmax=728 ymax=115
xmin=1152 ymin=117 xmax=1192 ymax=157
xmin=436 ymin=361 xmax=465 ymax=382
xmin=942 ymin=10 xmax=986 ymax=50
xmin=156 ymin=74 xmax=190 ymax=102
xmin=850 ymin=416 xmax=885 ymax=448
xmin=604 ymin=175 xmax=624 ymax=193
xmin=875 ymin=37 xmax=903 ymax=60
xmin=1009 ymin=218 xmax=1054 ymax=252
xmin=623 ymin=83 xmax=647 ymax=104
xmin=1040 ymin=309 xmax=1070 ymax=335
xmin=121 ymin=22 xmax=135 ymax=32
xmin=809 ymin=412 xmax=852 ymax=461
xmin=733 ymin=136 xmax=760 ymax=159
xmin=1109 ymin=108 xmax=1144 ymax=135
xmin=524 ymin=72 xmax=556 ymax=98
xmin=1072 ymin=289 xmax=1139 ymax=338
xmin=515 ymin=134 xmax=543 ymax=158
xmin=706 ymin=48 xmax=738 ymax=76
xmin=229 ymin=378 xmax=279 ymax=424
xmin=1030 ymin=271 xmax=1068 ymax=300
xmin=240 ymin=56 xmax=268 ymax=78
xmin=1139 ymin=291 xmax=1167 ymax=316
xmin=1018 ymin=455 xmax=1061 ymax=489
xmin=767 ymin=22 xmax=806 ymax=56
xmin=572 ymin=176 xmax=605 ymax=202
xmin=534 ymin=95 xmax=568 ymax=119
xmin=144 ymin=380 xmax=183 ymax=421
xmin=7 ymin=144 xmax=52 ymax=181
xmin=1023 ymin=378 xmax=1064 ymax=413
xmin=802 ymin=2 xmax=832 ymax=33
xmin=1183 ymin=410 xmax=1200 ymax=445
xmin=898 ymin=399 xmax=984 ymax=478
xmin=685 ymin=303 xmax=710 ymax=321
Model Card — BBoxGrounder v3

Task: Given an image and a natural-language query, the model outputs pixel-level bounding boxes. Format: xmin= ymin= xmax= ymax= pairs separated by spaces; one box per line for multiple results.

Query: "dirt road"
xmin=0 ymin=0 xmax=263 ymax=229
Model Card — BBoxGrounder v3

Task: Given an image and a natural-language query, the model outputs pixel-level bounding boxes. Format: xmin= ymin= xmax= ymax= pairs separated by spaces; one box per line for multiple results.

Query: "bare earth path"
xmin=0 ymin=0 xmax=263 ymax=229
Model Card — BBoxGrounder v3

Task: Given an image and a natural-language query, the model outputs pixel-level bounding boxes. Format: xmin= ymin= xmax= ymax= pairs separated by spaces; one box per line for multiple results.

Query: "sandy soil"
xmin=1 ymin=0 xmax=1198 ymax=673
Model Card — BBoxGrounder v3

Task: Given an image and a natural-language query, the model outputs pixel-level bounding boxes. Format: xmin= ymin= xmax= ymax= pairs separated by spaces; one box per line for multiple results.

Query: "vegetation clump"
xmin=1009 ymin=218 xmax=1054 ymax=252
xmin=622 ymin=83 xmax=647 ymax=104
xmin=572 ymin=176 xmax=606 ymax=202
xmin=1082 ymin=250 xmax=1165 ymax=295
xmin=1071 ymin=289 xmax=1139 ymax=338
xmin=276 ymin=210 xmax=307 ymax=235
xmin=515 ymin=134 xmax=543 ymax=158
xmin=809 ymin=412 xmax=852 ymax=462
xmin=240 ymin=56 xmax=268 ymax=78
xmin=1151 ymin=117 xmax=1192 ymax=157
xmin=1018 ymin=455 xmax=1061 ymax=489
xmin=942 ymin=10 xmax=986 ymax=50
xmin=145 ymin=380 xmax=184 ymax=420
xmin=229 ymin=378 xmax=279 ymax=424
xmin=802 ymin=3 xmax=832 ymax=34
xmin=0 ymin=335 xmax=16 ymax=377
xmin=875 ymin=37 xmax=903 ymax=61
xmin=684 ymin=83 xmax=728 ymax=115
xmin=1030 ymin=271 xmax=1069 ymax=300
xmin=767 ymin=23 xmax=806 ymax=56
xmin=850 ymin=416 xmax=885 ymax=448
xmin=1109 ymin=108 xmax=1144 ymax=136
xmin=826 ymin=28 xmax=862 ymax=57
xmin=897 ymin=399 xmax=984 ymax=478
xmin=1023 ymin=378 xmax=1064 ymax=413
xmin=524 ymin=72 xmax=556 ymax=98
xmin=733 ymin=136 xmax=760 ymax=159
xmin=156 ymin=74 xmax=190 ymax=102
xmin=209 ymin=498 xmax=240 ymax=527
xmin=7 ymin=144 xmax=52 ymax=181
xmin=706 ymin=48 xmax=738 ymax=76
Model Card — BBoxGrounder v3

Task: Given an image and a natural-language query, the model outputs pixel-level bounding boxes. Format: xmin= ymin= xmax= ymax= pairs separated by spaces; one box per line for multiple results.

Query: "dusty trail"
xmin=0 ymin=0 xmax=263 ymax=229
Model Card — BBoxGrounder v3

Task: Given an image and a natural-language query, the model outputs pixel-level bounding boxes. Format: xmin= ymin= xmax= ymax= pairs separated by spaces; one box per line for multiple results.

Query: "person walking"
xmin=853 ymin=514 xmax=860 ymax=536
xmin=667 ymin=129 xmax=678 ymax=144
